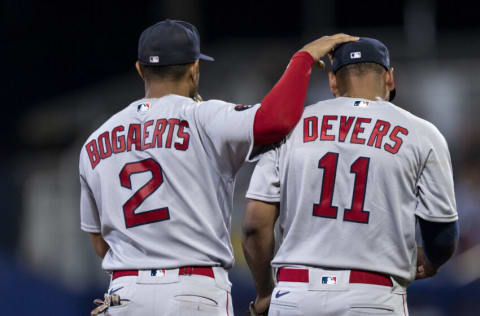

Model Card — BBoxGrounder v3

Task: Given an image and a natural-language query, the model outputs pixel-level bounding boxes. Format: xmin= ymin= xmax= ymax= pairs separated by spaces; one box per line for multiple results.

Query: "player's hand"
xmin=299 ymin=34 xmax=359 ymax=69
xmin=415 ymin=246 xmax=438 ymax=280
xmin=249 ymin=295 xmax=270 ymax=316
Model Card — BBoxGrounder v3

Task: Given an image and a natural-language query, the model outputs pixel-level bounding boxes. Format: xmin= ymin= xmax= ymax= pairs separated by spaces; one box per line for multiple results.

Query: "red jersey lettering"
xmin=98 ymin=131 xmax=112 ymax=159
xmin=339 ymin=116 xmax=355 ymax=142
xmin=175 ymin=121 xmax=190 ymax=151
xmin=112 ymin=126 xmax=126 ymax=153
xmin=165 ymin=119 xmax=180 ymax=148
xmin=385 ymin=126 xmax=409 ymax=154
xmin=304 ymin=117 xmax=318 ymax=142
xmin=86 ymin=139 xmax=100 ymax=169
xmin=351 ymin=117 xmax=371 ymax=144
xmin=320 ymin=115 xmax=337 ymax=141
xmin=152 ymin=119 xmax=168 ymax=148
xmin=367 ymin=120 xmax=391 ymax=148
xmin=127 ymin=124 xmax=141 ymax=151
xmin=142 ymin=120 xmax=154 ymax=150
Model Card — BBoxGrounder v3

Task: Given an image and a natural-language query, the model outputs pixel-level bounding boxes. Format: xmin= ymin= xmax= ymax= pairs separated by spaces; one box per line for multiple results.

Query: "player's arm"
xmin=414 ymin=123 xmax=459 ymax=279
xmin=242 ymin=199 xmax=279 ymax=314
xmin=79 ymin=155 xmax=106 ymax=258
xmin=253 ymin=34 xmax=359 ymax=145
xmin=89 ymin=233 xmax=110 ymax=259
xmin=195 ymin=35 xmax=358 ymax=176
xmin=242 ymin=148 xmax=281 ymax=314
xmin=415 ymin=219 xmax=459 ymax=279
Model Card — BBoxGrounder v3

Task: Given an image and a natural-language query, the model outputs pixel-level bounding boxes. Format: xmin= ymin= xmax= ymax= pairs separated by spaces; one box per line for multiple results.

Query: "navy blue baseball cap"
xmin=138 ymin=19 xmax=214 ymax=66
xmin=332 ymin=37 xmax=396 ymax=101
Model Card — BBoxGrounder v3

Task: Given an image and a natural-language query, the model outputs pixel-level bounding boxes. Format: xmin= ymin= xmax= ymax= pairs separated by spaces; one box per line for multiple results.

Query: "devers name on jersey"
xmin=303 ymin=113 xmax=408 ymax=155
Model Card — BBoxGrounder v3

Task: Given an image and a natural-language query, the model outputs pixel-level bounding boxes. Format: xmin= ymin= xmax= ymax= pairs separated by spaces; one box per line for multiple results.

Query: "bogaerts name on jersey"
xmin=303 ymin=115 xmax=408 ymax=154
xmin=86 ymin=118 xmax=190 ymax=169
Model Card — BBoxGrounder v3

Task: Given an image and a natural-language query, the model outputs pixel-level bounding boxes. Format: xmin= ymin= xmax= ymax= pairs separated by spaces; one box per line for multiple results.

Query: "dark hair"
xmin=335 ymin=62 xmax=385 ymax=81
xmin=141 ymin=63 xmax=193 ymax=82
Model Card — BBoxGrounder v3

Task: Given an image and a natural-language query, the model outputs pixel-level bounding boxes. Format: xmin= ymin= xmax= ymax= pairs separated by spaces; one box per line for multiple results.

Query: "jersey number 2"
xmin=313 ymin=152 xmax=370 ymax=224
xmin=119 ymin=158 xmax=170 ymax=228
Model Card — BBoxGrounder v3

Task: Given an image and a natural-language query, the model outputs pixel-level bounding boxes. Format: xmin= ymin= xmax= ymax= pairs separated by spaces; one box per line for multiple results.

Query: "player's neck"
xmin=144 ymin=80 xmax=191 ymax=99
xmin=340 ymin=78 xmax=388 ymax=101
xmin=341 ymin=90 xmax=386 ymax=101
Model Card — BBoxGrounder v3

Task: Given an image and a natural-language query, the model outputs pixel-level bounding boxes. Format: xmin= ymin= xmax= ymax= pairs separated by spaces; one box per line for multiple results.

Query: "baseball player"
xmin=243 ymin=37 xmax=459 ymax=315
xmin=79 ymin=19 xmax=359 ymax=315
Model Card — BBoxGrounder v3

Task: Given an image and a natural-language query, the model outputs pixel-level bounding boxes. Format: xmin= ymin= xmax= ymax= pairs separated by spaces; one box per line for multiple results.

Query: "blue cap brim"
xmin=199 ymin=53 xmax=214 ymax=61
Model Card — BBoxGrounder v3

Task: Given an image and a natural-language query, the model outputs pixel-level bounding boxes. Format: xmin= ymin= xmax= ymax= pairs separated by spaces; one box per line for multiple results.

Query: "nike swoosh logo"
xmin=109 ymin=286 xmax=124 ymax=295
xmin=275 ymin=290 xmax=290 ymax=298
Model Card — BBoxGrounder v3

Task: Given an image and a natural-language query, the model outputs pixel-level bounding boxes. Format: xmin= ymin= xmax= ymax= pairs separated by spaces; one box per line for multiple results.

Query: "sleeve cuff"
xmin=245 ymin=104 xmax=262 ymax=163
xmin=81 ymin=224 xmax=101 ymax=233
xmin=246 ymin=192 xmax=281 ymax=203
xmin=415 ymin=211 xmax=458 ymax=223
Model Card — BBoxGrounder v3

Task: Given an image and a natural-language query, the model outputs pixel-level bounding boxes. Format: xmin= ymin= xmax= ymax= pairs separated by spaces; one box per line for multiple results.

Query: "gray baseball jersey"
xmin=80 ymin=94 xmax=259 ymax=271
xmin=246 ymin=97 xmax=457 ymax=282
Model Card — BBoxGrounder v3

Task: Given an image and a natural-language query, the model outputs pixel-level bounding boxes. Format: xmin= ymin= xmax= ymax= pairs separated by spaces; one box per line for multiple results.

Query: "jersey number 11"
xmin=313 ymin=152 xmax=370 ymax=224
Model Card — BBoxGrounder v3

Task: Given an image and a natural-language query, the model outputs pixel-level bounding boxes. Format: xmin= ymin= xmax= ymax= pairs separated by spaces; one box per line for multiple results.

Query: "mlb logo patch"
xmin=149 ymin=56 xmax=160 ymax=63
xmin=151 ymin=269 xmax=166 ymax=277
xmin=354 ymin=100 xmax=369 ymax=108
xmin=350 ymin=52 xmax=362 ymax=59
xmin=322 ymin=276 xmax=337 ymax=285
xmin=137 ymin=102 xmax=151 ymax=112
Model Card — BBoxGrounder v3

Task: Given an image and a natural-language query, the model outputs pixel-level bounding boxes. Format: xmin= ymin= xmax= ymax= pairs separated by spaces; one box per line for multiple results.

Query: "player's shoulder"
xmin=156 ymin=94 xmax=197 ymax=107
xmin=79 ymin=98 xmax=145 ymax=157
xmin=199 ymin=98 xmax=231 ymax=105
xmin=303 ymin=97 xmax=340 ymax=114
xmin=380 ymin=101 xmax=449 ymax=152
xmin=195 ymin=98 xmax=259 ymax=117
xmin=388 ymin=101 xmax=445 ymax=139
xmin=82 ymin=99 xmax=137 ymax=142
xmin=197 ymin=98 xmax=238 ymax=109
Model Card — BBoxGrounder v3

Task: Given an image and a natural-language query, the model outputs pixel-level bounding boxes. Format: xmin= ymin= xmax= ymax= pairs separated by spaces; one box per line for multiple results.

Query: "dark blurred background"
xmin=1 ymin=0 xmax=479 ymax=315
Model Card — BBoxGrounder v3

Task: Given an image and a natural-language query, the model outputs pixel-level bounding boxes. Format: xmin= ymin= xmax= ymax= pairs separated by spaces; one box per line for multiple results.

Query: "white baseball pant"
xmin=103 ymin=266 xmax=234 ymax=316
xmin=268 ymin=267 xmax=408 ymax=316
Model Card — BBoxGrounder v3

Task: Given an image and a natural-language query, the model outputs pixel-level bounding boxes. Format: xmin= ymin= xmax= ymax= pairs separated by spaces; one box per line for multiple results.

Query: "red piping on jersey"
xmin=226 ymin=292 xmax=230 ymax=316
xmin=253 ymin=51 xmax=314 ymax=145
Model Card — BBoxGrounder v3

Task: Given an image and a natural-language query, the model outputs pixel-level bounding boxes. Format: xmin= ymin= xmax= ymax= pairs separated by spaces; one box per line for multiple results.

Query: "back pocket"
xmin=173 ymin=295 xmax=223 ymax=316
xmin=348 ymin=304 xmax=395 ymax=315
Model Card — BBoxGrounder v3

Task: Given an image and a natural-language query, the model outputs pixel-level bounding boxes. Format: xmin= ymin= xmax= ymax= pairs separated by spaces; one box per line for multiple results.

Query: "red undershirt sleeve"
xmin=253 ymin=51 xmax=314 ymax=145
